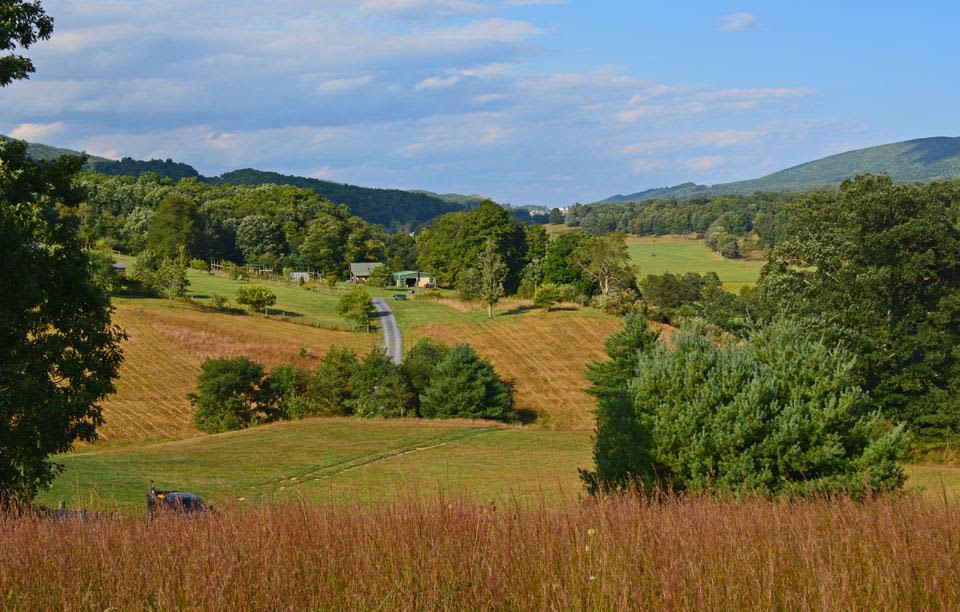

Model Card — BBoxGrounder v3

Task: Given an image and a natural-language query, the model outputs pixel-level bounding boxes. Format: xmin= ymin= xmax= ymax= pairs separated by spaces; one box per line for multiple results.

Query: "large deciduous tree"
xmin=571 ymin=232 xmax=635 ymax=297
xmin=0 ymin=0 xmax=53 ymax=86
xmin=146 ymin=193 xmax=201 ymax=259
xmin=0 ymin=140 xmax=125 ymax=502
xmin=759 ymin=175 xmax=960 ymax=437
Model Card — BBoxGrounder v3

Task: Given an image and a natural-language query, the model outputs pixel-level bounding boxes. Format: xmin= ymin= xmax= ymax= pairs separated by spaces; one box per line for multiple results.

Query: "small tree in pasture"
xmin=236 ymin=285 xmax=277 ymax=314
xmin=337 ymin=287 xmax=374 ymax=331
xmin=478 ymin=239 xmax=507 ymax=319
xmin=533 ymin=282 xmax=562 ymax=311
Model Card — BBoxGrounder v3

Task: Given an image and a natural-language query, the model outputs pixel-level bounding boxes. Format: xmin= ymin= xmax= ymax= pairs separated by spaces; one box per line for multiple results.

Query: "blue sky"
xmin=2 ymin=0 xmax=957 ymax=204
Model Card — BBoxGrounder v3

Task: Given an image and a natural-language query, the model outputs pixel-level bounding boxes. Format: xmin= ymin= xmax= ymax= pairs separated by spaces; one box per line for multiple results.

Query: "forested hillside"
xmin=603 ymin=136 xmax=960 ymax=202
xmin=216 ymin=169 xmax=466 ymax=230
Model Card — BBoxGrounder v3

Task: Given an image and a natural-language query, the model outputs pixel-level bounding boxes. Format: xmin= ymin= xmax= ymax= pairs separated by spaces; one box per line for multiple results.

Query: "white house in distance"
xmin=350 ymin=262 xmax=383 ymax=283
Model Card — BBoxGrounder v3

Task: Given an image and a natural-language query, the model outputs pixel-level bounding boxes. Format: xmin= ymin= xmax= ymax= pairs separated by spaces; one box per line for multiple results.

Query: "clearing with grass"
xmin=626 ymin=235 xmax=765 ymax=289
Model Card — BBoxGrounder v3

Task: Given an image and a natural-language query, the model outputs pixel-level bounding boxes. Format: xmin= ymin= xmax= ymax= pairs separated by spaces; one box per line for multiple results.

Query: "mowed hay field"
xmin=413 ymin=309 xmax=624 ymax=430
xmin=97 ymin=299 xmax=377 ymax=446
xmin=627 ymin=235 xmax=765 ymax=289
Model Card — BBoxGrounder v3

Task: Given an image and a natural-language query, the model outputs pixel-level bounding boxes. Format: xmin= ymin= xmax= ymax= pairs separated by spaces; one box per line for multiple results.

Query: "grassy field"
xmin=9 ymin=494 xmax=960 ymax=609
xmin=41 ymin=412 xmax=957 ymax=513
xmin=96 ymin=298 xmax=377 ymax=446
xmin=626 ymin=235 xmax=765 ymax=289
xmin=40 ymin=418 xmax=590 ymax=511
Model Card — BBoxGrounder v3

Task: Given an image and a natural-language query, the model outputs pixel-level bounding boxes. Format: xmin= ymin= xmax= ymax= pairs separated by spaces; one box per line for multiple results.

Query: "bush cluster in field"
xmin=189 ymin=339 xmax=516 ymax=433
xmin=5 ymin=494 xmax=960 ymax=609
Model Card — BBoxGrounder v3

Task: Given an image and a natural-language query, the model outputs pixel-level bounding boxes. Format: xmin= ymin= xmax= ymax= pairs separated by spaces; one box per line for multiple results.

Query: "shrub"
xmin=337 ymin=287 xmax=373 ymax=330
xmin=189 ymin=258 xmax=208 ymax=271
xmin=235 ymin=285 xmax=277 ymax=313
xmin=211 ymin=293 xmax=229 ymax=309
xmin=582 ymin=320 xmax=908 ymax=498
xmin=420 ymin=344 xmax=515 ymax=422
xmin=533 ymin=282 xmax=562 ymax=311
xmin=349 ymin=349 xmax=414 ymax=418
xmin=189 ymin=357 xmax=269 ymax=433
xmin=515 ymin=278 xmax=536 ymax=300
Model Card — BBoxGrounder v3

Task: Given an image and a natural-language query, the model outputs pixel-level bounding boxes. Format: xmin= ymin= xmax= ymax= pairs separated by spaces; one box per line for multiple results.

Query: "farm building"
xmin=289 ymin=271 xmax=312 ymax=283
xmin=392 ymin=270 xmax=435 ymax=288
xmin=350 ymin=262 xmax=384 ymax=283
xmin=112 ymin=261 xmax=127 ymax=276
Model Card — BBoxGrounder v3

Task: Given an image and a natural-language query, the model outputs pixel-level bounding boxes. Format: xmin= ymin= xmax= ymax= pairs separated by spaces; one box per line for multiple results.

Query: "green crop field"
xmin=40 ymin=418 xmax=591 ymax=512
xmin=626 ymin=235 xmax=765 ymax=289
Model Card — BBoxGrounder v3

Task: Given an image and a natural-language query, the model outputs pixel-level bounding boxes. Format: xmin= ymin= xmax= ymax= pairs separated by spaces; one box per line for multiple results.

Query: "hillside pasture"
xmin=95 ymin=299 xmax=377 ymax=446
xmin=40 ymin=418 xmax=590 ymax=511
xmin=412 ymin=309 xmax=624 ymax=430
xmin=626 ymin=235 xmax=764 ymax=289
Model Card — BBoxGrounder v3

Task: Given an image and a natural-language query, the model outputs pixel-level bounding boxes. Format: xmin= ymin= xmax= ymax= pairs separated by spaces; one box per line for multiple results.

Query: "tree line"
xmin=189 ymin=339 xmax=517 ymax=433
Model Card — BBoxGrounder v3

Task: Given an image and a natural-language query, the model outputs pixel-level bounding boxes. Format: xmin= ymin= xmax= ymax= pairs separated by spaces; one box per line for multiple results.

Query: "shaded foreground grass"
xmin=5 ymin=494 xmax=960 ymax=609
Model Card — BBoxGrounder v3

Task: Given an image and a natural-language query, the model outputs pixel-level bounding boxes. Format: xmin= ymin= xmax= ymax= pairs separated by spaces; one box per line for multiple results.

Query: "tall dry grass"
xmin=3 ymin=493 xmax=959 ymax=609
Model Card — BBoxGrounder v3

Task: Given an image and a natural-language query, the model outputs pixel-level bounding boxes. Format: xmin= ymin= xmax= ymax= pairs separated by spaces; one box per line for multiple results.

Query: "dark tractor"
xmin=146 ymin=481 xmax=208 ymax=518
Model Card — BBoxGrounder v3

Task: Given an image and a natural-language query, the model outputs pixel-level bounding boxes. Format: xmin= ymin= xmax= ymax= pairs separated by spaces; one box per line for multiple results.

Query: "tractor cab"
xmin=146 ymin=481 xmax=207 ymax=518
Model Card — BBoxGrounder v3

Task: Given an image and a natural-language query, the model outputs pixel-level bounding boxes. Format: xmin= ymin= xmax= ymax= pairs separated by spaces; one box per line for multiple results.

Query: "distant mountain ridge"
xmin=600 ymin=136 xmax=960 ymax=203
xmin=1 ymin=135 xmax=476 ymax=229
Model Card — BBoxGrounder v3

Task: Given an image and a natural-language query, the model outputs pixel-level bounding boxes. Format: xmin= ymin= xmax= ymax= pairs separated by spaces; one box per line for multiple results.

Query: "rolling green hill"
xmin=215 ymin=168 xmax=465 ymax=229
xmin=2 ymin=135 xmax=467 ymax=228
xmin=602 ymin=136 xmax=960 ymax=202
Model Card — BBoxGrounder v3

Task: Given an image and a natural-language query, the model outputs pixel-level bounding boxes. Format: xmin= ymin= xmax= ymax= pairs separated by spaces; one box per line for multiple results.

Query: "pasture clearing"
xmin=94 ymin=299 xmax=377 ymax=446
xmin=626 ymin=235 xmax=765 ymax=289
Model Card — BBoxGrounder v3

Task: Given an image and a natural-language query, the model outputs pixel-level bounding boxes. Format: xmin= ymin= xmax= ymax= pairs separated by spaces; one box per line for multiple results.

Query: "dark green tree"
xmin=0 ymin=140 xmax=125 ymax=503
xmin=583 ymin=321 xmax=908 ymax=498
xmin=308 ymin=346 xmax=359 ymax=416
xmin=236 ymin=215 xmax=284 ymax=263
xmin=478 ymin=239 xmax=507 ymax=318
xmin=401 ymin=338 xmax=449 ymax=413
xmin=580 ymin=313 xmax=660 ymax=494
xmin=544 ymin=231 xmax=596 ymax=296
xmin=548 ymin=207 xmax=565 ymax=225
xmin=420 ymin=344 xmax=515 ymax=421
xmin=0 ymin=0 xmax=53 ymax=86
xmin=264 ymin=363 xmax=312 ymax=420
xmin=189 ymin=357 xmax=269 ymax=433
xmin=349 ymin=349 xmax=413 ymax=418
xmin=759 ymin=175 xmax=960 ymax=437
xmin=146 ymin=193 xmax=201 ymax=259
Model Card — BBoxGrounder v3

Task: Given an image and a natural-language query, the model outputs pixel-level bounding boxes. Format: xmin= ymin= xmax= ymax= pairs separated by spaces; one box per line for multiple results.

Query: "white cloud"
xmin=9 ymin=122 xmax=65 ymax=141
xmin=415 ymin=74 xmax=462 ymax=90
xmin=622 ymin=130 xmax=765 ymax=155
xmin=684 ymin=155 xmax=727 ymax=171
xmin=717 ymin=12 xmax=758 ymax=32
xmin=360 ymin=0 xmax=487 ymax=19
xmin=315 ymin=75 xmax=375 ymax=95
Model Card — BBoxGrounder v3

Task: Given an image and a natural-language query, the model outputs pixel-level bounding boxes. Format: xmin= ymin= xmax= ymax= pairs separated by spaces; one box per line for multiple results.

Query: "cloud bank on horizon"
xmin=1 ymin=0 xmax=956 ymax=204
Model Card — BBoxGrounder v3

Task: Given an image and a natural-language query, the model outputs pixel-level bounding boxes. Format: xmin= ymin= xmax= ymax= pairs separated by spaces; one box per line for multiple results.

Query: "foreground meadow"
xmin=5 ymin=494 xmax=960 ymax=609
